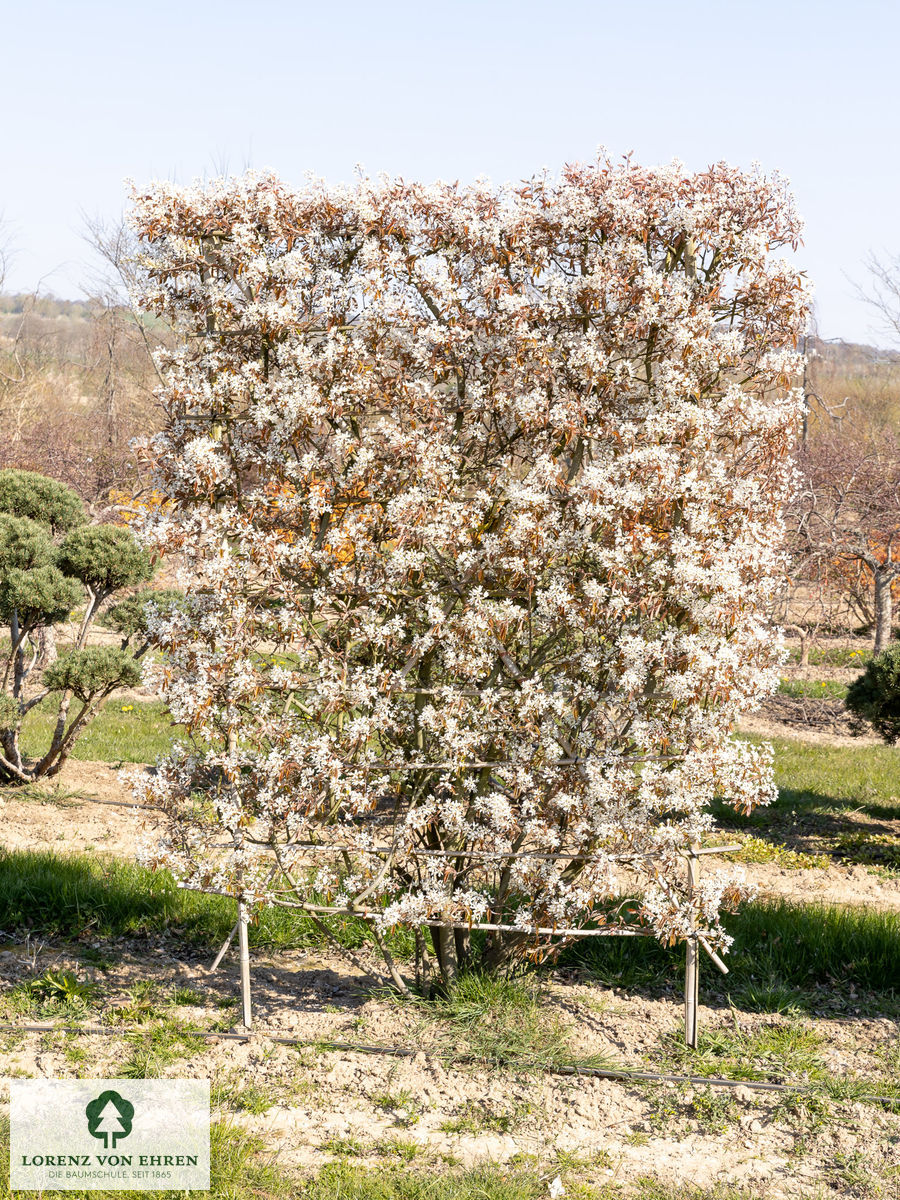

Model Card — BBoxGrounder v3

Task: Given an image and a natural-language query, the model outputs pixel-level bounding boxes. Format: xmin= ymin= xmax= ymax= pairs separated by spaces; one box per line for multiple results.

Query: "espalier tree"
xmin=0 ymin=469 xmax=154 ymax=783
xmin=128 ymin=158 xmax=807 ymax=983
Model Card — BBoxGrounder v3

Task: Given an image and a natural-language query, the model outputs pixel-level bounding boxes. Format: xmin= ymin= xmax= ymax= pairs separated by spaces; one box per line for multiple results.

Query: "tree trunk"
xmin=35 ymin=625 xmax=57 ymax=669
xmin=784 ymin=624 xmax=809 ymax=666
xmin=453 ymin=927 xmax=471 ymax=971
xmin=433 ymin=924 xmax=458 ymax=987
xmin=479 ymin=929 xmax=529 ymax=974
xmin=873 ymin=572 xmax=894 ymax=656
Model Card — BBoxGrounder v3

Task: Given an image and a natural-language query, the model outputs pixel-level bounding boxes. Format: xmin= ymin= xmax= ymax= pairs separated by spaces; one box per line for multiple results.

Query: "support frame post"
xmin=238 ymin=899 xmax=253 ymax=1030
xmin=684 ymin=843 xmax=700 ymax=1049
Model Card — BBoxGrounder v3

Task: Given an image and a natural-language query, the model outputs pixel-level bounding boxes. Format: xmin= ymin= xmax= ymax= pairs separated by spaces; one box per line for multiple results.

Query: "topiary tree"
xmin=0 ymin=469 xmax=154 ymax=783
xmin=128 ymin=159 xmax=807 ymax=984
xmin=845 ymin=643 xmax=900 ymax=743
xmin=100 ymin=588 xmax=186 ymax=656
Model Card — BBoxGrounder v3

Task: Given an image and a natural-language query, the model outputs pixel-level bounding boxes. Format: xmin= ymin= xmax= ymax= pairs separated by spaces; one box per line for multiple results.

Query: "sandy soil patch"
xmin=0 ymin=937 xmax=897 ymax=1199
xmin=0 ymin=761 xmax=159 ymax=859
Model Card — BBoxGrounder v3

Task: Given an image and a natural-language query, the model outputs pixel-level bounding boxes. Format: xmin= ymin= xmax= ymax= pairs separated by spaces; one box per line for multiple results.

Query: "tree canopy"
xmin=128 ymin=158 xmax=807 ymax=980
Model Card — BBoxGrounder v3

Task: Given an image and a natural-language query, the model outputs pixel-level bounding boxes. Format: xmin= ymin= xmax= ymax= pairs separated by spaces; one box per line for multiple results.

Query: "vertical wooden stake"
xmin=238 ymin=899 xmax=253 ymax=1030
xmin=684 ymin=843 xmax=700 ymax=1049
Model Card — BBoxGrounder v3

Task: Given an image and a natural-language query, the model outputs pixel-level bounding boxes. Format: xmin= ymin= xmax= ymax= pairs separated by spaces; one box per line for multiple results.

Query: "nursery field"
xmin=0 ymin=676 xmax=898 ymax=1200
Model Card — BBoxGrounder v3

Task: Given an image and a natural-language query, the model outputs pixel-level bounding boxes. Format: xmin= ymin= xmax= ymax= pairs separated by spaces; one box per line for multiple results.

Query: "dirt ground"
xmin=0 ymin=931 xmax=898 ymax=1199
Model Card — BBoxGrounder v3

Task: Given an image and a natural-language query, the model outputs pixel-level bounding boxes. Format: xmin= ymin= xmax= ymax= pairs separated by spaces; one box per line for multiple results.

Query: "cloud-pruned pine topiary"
xmin=0 ymin=470 xmax=86 ymax=535
xmin=57 ymin=525 xmax=154 ymax=600
xmin=0 ymin=566 xmax=82 ymax=629
xmin=44 ymin=647 xmax=142 ymax=703
xmin=0 ymin=514 xmax=55 ymax=573
xmin=846 ymin=643 xmax=900 ymax=744
xmin=0 ymin=471 xmax=157 ymax=784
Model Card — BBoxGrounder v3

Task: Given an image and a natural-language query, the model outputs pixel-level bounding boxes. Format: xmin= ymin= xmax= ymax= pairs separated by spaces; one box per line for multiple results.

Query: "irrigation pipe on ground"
xmin=0 ymin=1024 xmax=896 ymax=1108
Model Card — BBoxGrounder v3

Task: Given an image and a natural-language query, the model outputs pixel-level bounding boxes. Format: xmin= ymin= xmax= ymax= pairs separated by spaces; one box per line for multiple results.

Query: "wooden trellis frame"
xmin=205 ymin=841 xmax=738 ymax=1048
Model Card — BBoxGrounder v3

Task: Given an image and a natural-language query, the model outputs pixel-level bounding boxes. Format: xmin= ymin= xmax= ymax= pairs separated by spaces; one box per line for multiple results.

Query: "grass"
xmin=786 ymin=645 xmax=871 ymax=667
xmin=711 ymin=735 xmax=900 ymax=872
xmin=19 ymin=698 xmax=179 ymax=765
xmin=776 ymin=678 xmax=848 ymax=699
xmin=659 ymin=1020 xmax=827 ymax=1083
xmin=0 ymin=1115 xmax=818 ymax=1200
xmin=440 ymin=1100 xmax=531 ymax=1135
xmin=118 ymin=1022 xmax=208 ymax=1078
xmin=0 ymin=1119 xmax=299 ymax=1200
xmin=404 ymin=972 xmax=580 ymax=1069
xmin=2 ymin=847 xmax=898 ymax=1018
xmin=0 ymin=847 xmax=410 ymax=957
xmin=763 ymin=735 xmax=900 ymax=820
xmin=563 ymin=897 xmax=900 ymax=1011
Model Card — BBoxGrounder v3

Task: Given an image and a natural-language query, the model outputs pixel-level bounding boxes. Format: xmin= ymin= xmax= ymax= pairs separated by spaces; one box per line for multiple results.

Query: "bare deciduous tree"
xmin=792 ymin=430 xmax=900 ymax=655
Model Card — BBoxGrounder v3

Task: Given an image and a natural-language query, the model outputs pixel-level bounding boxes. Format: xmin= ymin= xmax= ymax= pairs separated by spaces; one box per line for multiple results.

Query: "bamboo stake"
xmin=684 ymin=842 xmax=700 ymax=1049
xmin=238 ymin=900 xmax=252 ymax=1030
xmin=205 ymin=842 xmax=740 ymax=863
xmin=209 ymin=921 xmax=239 ymax=973
xmin=208 ymin=864 xmax=280 ymax=974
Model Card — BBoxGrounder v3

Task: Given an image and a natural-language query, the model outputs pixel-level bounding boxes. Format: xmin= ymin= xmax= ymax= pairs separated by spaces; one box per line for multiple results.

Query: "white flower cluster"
xmin=126 ymin=155 xmax=807 ymax=972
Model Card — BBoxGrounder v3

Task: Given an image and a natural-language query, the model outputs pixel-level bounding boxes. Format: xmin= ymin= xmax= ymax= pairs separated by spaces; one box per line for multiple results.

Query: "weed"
xmin=171 ymin=985 xmax=207 ymax=1006
xmin=12 ymin=782 xmax=88 ymax=806
xmin=440 ymin=1101 xmax=528 ymax=1135
xmin=833 ymin=830 xmax=900 ymax=871
xmin=322 ymin=1135 xmax=365 ymax=1157
xmin=830 ymin=1150 xmax=881 ymax=1195
xmin=373 ymin=1089 xmax=419 ymax=1116
xmin=638 ymin=1083 xmax=683 ymax=1135
xmin=23 ymin=969 xmax=98 ymax=1004
xmin=62 ymin=1037 xmax=89 ymax=1068
xmin=726 ymin=835 xmax=829 ymax=870
xmin=78 ymin=946 xmax=116 ymax=971
xmin=773 ymin=1090 xmax=832 ymax=1129
xmin=659 ymin=1020 xmax=826 ymax=1083
xmin=376 ymin=1137 xmax=423 ymax=1161
xmin=118 ymin=1021 xmax=205 ymax=1079
xmin=225 ymin=1083 xmax=277 ymax=1115
xmin=688 ymin=1088 xmax=739 ymax=1134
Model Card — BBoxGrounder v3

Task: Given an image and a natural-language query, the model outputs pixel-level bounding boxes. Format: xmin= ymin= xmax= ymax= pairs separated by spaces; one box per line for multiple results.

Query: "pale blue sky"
xmin=3 ymin=0 xmax=898 ymax=344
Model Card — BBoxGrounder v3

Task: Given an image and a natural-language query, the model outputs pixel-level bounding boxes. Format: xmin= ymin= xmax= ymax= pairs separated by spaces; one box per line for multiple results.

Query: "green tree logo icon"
xmin=85 ymin=1090 xmax=135 ymax=1149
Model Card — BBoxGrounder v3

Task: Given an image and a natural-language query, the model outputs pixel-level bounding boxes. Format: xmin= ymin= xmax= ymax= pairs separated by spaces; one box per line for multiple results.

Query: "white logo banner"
xmin=10 ymin=1079 xmax=210 ymax=1191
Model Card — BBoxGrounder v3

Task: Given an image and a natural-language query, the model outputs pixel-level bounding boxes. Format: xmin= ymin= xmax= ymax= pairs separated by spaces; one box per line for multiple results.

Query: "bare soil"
xmin=0 ymin=936 xmax=898 ymax=1199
